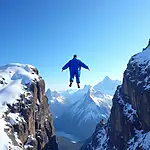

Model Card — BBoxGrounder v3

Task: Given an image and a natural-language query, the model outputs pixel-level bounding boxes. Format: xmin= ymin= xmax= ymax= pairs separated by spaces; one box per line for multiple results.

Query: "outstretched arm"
xmin=62 ymin=60 xmax=71 ymax=71
xmin=79 ymin=60 xmax=89 ymax=70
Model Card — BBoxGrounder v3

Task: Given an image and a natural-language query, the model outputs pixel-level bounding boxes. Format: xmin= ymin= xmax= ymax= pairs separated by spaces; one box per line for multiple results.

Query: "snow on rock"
xmin=7 ymin=113 xmax=26 ymax=125
xmin=0 ymin=116 xmax=22 ymax=150
xmin=116 ymin=86 xmax=139 ymax=125
xmin=127 ymin=41 xmax=150 ymax=91
xmin=0 ymin=117 xmax=11 ymax=150
xmin=123 ymin=103 xmax=137 ymax=123
xmin=127 ymin=130 xmax=150 ymax=150
xmin=83 ymin=122 xmax=109 ymax=150
xmin=24 ymin=135 xmax=37 ymax=149
xmin=0 ymin=63 xmax=40 ymax=150
xmin=92 ymin=128 xmax=108 ymax=150
xmin=130 ymin=41 xmax=150 ymax=67
xmin=0 ymin=63 xmax=40 ymax=112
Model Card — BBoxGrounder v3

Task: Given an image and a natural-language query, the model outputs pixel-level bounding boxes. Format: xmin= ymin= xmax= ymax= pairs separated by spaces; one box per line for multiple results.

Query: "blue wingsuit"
xmin=62 ymin=58 xmax=89 ymax=83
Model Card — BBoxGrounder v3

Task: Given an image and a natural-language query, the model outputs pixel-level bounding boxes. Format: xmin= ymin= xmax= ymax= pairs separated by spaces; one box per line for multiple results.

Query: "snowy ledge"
xmin=127 ymin=42 xmax=150 ymax=91
xmin=130 ymin=41 xmax=150 ymax=67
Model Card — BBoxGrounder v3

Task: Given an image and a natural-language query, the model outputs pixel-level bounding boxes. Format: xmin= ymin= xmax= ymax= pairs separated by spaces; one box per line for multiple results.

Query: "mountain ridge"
xmin=54 ymin=79 xmax=118 ymax=140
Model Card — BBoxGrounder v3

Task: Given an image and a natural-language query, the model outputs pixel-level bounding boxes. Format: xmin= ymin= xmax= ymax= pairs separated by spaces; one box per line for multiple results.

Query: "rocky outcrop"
xmin=1 ymin=65 xmax=59 ymax=150
xmin=81 ymin=40 xmax=150 ymax=150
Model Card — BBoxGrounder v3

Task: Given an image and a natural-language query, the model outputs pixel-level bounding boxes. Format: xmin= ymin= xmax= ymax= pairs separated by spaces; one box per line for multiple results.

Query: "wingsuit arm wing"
xmin=79 ymin=60 xmax=89 ymax=69
xmin=62 ymin=60 xmax=71 ymax=70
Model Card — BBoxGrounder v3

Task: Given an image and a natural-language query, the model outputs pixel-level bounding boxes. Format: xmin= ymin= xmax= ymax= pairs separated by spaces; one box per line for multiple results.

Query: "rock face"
xmin=22 ymin=80 xmax=58 ymax=150
xmin=0 ymin=64 xmax=58 ymax=150
xmin=81 ymin=40 xmax=150 ymax=150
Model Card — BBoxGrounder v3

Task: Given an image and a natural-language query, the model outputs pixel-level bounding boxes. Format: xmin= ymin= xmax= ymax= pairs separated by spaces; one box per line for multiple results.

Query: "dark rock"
xmin=0 ymin=80 xmax=3 ymax=84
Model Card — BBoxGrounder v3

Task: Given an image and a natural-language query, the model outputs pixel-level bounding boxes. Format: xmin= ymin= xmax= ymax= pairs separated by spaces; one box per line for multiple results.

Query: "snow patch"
xmin=124 ymin=103 xmax=137 ymax=122
xmin=89 ymin=126 xmax=108 ymax=150
xmin=8 ymin=113 xmax=26 ymax=125
xmin=24 ymin=135 xmax=37 ymax=149
xmin=127 ymin=130 xmax=150 ymax=150
xmin=130 ymin=45 xmax=150 ymax=67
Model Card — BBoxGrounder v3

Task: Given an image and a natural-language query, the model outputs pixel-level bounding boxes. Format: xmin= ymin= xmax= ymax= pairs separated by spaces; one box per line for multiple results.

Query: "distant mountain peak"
xmin=94 ymin=77 xmax=121 ymax=96
xmin=83 ymin=84 xmax=92 ymax=90
xmin=54 ymin=84 xmax=112 ymax=140
xmin=103 ymin=76 xmax=111 ymax=81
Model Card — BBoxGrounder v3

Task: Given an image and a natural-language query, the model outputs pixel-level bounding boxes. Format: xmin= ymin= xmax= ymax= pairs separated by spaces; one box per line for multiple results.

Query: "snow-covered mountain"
xmin=46 ymin=89 xmax=68 ymax=117
xmin=46 ymin=89 xmax=66 ymax=104
xmin=94 ymin=76 xmax=121 ymax=95
xmin=70 ymin=87 xmax=112 ymax=122
xmin=46 ymin=76 xmax=120 ymax=140
xmin=63 ymin=77 xmax=121 ymax=105
xmin=46 ymin=85 xmax=93 ymax=118
xmin=0 ymin=63 xmax=58 ymax=150
xmin=59 ymin=89 xmax=78 ymax=98
xmin=46 ymin=76 xmax=120 ymax=108
xmin=64 ymin=85 xmax=92 ymax=104
xmin=54 ymin=87 xmax=113 ymax=140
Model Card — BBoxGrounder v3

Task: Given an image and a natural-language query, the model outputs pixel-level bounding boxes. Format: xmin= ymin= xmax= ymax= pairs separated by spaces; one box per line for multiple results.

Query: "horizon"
xmin=0 ymin=0 xmax=150 ymax=90
xmin=46 ymin=75 xmax=122 ymax=91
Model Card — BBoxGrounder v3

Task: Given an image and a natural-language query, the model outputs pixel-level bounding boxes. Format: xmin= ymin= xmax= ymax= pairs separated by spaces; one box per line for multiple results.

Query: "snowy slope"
xmin=54 ymin=77 xmax=120 ymax=140
xmin=131 ymin=42 xmax=150 ymax=66
xmin=129 ymin=43 xmax=150 ymax=91
xmin=70 ymin=87 xmax=112 ymax=122
xmin=0 ymin=63 xmax=40 ymax=150
xmin=47 ymin=76 xmax=120 ymax=114
xmin=63 ymin=77 xmax=121 ymax=105
xmin=46 ymin=86 xmax=92 ymax=117
xmin=0 ymin=63 xmax=39 ymax=110
xmin=54 ymin=87 xmax=112 ymax=140
xmin=65 ymin=85 xmax=92 ymax=104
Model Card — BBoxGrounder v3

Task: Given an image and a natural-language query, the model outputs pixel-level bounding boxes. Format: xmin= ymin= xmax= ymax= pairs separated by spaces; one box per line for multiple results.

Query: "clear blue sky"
xmin=0 ymin=0 xmax=150 ymax=90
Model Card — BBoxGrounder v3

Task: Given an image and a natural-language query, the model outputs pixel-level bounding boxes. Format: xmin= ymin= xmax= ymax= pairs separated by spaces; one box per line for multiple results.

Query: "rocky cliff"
xmin=0 ymin=64 xmax=58 ymax=150
xmin=81 ymin=40 xmax=150 ymax=150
